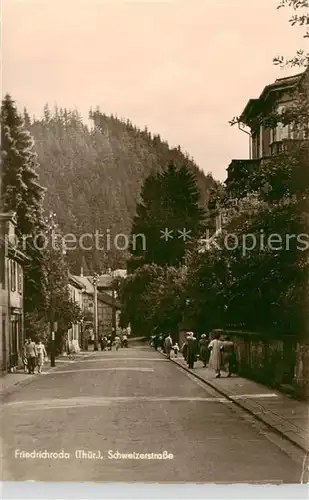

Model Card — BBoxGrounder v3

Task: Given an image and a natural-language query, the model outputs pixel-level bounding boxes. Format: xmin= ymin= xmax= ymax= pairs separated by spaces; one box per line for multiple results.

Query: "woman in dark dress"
xmin=199 ymin=334 xmax=209 ymax=367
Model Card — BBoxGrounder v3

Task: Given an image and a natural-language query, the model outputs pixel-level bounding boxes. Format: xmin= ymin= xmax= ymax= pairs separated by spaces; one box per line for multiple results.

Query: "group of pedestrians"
xmin=153 ymin=330 xmax=237 ymax=378
xmin=182 ymin=331 xmax=237 ymax=377
xmin=22 ymin=338 xmax=48 ymax=374
xmin=98 ymin=333 xmax=128 ymax=351
xmin=151 ymin=334 xmax=180 ymax=358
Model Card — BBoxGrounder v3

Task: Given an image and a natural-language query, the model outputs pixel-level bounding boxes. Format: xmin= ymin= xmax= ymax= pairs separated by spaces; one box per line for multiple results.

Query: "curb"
xmin=166 ymin=354 xmax=308 ymax=453
xmin=0 ymin=357 xmax=77 ymax=399
xmin=1 ymin=351 xmax=98 ymax=398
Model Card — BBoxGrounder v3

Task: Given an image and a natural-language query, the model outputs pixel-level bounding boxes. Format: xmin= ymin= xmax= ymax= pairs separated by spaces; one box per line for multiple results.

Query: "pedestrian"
xmin=199 ymin=334 xmax=209 ymax=367
xmin=107 ymin=336 xmax=112 ymax=351
xmin=186 ymin=332 xmax=198 ymax=369
xmin=114 ymin=335 xmax=121 ymax=351
xmin=182 ymin=338 xmax=188 ymax=361
xmin=159 ymin=335 xmax=164 ymax=351
xmin=222 ymin=336 xmax=237 ymax=377
xmin=208 ymin=332 xmax=223 ymax=378
xmin=22 ymin=339 xmax=28 ymax=373
xmin=35 ymin=339 xmax=47 ymax=373
xmin=164 ymin=335 xmax=173 ymax=359
xmin=25 ymin=337 xmax=37 ymax=374
xmin=153 ymin=335 xmax=159 ymax=351
xmin=99 ymin=335 xmax=104 ymax=351
xmin=173 ymin=342 xmax=180 ymax=358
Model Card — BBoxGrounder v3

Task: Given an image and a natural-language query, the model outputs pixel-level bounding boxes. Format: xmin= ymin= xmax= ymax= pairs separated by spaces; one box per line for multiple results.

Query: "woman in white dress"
xmin=208 ymin=332 xmax=223 ymax=378
xmin=35 ymin=339 xmax=47 ymax=374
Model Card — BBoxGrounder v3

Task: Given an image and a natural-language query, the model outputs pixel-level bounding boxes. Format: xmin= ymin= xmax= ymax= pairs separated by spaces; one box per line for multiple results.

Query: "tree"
xmin=1 ymin=94 xmax=48 ymax=318
xmin=118 ymin=264 xmax=164 ymax=335
xmin=118 ymin=264 xmax=185 ymax=339
xmin=273 ymin=0 xmax=309 ymax=68
xmin=211 ymin=0 xmax=309 ymax=337
xmin=44 ymin=212 xmax=82 ymax=352
xmin=128 ymin=163 xmax=206 ymax=270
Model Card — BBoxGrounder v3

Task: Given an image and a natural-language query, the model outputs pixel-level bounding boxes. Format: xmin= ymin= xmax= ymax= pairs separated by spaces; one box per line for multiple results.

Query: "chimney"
xmin=80 ymin=266 xmax=83 ymax=277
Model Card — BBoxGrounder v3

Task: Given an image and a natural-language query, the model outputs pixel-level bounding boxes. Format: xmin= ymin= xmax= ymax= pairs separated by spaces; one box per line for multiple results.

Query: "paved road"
xmin=1 ymin=344 xmax=304 ymax=483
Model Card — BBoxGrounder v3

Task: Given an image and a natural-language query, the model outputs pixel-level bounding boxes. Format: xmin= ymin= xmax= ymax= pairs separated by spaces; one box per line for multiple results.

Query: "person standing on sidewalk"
xmin=172 ymin=342 xmax=180 ymax=358
xmin=199 ymin=334 xmax=209 ymax=367
xmin=186 ymin=332 xmax=198 ymax=369
xmin=222 ymin=336 xmax=237 ymax=377
xmin=22 ymin=339 xmax=28 ymax=373
xmin=181 ymin=336 xmax=188 ymax=362
xmin=35 ymin=339 xmax=47 ymax=374
xmin=208 ymin=332 xmax=223 ymax=378
xmin=164 ymin=335 xmax=173 ymax=359
xmin=25 ymin=338 xmax=37 ymax=374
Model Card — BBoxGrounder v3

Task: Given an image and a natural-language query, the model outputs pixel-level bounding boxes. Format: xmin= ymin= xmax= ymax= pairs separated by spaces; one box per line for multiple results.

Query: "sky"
xmin=3 ymin=0 xmax=305 ymax=181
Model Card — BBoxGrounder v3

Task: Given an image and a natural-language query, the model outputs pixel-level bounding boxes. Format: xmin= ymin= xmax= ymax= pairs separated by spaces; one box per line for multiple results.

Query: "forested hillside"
xmin=28 ymin=106 xmax=216 ymax=272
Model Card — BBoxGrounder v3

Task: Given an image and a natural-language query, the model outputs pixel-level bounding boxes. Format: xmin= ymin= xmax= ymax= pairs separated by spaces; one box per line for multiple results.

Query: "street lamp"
xmin=93 ymin=273 xmax=99 ymax=351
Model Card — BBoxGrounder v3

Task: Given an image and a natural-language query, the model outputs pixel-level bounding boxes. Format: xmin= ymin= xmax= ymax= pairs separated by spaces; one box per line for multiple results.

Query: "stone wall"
xmin=220 ymin=330 xmax=309 ymax=400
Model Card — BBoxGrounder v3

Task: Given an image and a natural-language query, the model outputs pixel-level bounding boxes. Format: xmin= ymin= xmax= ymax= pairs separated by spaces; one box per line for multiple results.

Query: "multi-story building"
xmin=72 ymin=272 xmax=121 ymax=344
xmin=0 ymin=212 xmax=29 ymax=372
xmin=67 ymin=274 xmax=85 ymax=352
xmin=226 ymin=69 xmax=307 ymax=189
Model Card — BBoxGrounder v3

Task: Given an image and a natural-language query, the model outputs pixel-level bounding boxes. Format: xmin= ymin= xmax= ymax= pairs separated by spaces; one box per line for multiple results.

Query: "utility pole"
xmin=50 ymin=321 xmax=57 ymax=367
xmin=93 ymin=273 xmax=98 ymax=351
xmin=112 ymin=287 xmax=116 ymax=338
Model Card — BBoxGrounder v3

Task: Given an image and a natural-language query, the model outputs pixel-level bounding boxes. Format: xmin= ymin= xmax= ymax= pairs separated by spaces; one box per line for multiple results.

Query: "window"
xmin=272 ymin=106 xmax=290 ymax=143
xmin=10 ymin=260 xmax=16 ymax=292
xmin=17 ymin=264 xmax=23 ymax=294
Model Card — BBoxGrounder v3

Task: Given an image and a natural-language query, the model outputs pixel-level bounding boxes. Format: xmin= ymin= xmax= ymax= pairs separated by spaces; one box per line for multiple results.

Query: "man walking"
xmin=25 ymin=338 xmax=37 ymax=374
xmin=186 ymin=332 xmax=198 ymax=369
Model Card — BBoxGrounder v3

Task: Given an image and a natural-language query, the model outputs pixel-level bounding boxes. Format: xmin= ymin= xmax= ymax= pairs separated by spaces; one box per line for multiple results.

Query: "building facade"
xmin=67 ymin=274 xmax=84 ymax=352
xmin=226 ymin=69 xmax=307 ymax=188
xmin=0 ymin=212 xmax=28 ymax=372
xmin=71 ymin=273 xmax=121 ymax=345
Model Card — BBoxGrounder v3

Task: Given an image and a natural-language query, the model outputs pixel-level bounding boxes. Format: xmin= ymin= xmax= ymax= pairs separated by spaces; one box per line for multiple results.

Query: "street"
xmin=1 ymin=343 xmax=304 ymax=483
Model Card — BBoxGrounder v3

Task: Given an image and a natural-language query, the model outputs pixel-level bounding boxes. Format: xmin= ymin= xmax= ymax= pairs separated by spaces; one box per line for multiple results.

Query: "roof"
xmin=68 ymin=273 xmax=85 ymax=290
xmin=240 ymin=70 xmax=305 ymax=124
xmin=71 ymin=275 xmax=94 ymax=294
xmin=111 ymin=269 xmax=127 ymax=278
xmin=70 ymin=275 xmax=121 ymax=308
xmin=97 ymin=290 xmax=121 ymax=309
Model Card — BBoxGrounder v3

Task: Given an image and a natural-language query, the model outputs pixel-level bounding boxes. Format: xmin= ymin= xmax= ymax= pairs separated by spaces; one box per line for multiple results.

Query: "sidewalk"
xmin=169 ymin=354 xmax=309 ymax=453
xmin=0 ymin=351 xmax=93 ymax=397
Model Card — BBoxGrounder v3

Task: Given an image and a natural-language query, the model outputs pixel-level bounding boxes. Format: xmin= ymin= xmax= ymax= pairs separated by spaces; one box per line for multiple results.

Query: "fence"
xmin=217 ymin=330 xmax=309 ymax=400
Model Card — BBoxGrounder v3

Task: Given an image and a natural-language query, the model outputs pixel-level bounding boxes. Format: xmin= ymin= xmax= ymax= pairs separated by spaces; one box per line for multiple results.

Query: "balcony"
xmin=270 ymin=139 xmax=305 ymax=156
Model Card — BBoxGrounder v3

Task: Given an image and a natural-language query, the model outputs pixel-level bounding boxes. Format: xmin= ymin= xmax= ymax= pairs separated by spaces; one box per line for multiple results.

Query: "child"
xmin=173 ymin=342 xmax=180 ymax=358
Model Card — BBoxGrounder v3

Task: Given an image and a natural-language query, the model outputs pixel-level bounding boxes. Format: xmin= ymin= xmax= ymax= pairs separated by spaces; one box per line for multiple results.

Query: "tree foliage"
xmin=1 ymin=94 xmax=48 ymax=315
xmin=128 ymin=163 xmax=206 ymax=270
xmin=27 ymin=107 xmax=215 ymax=273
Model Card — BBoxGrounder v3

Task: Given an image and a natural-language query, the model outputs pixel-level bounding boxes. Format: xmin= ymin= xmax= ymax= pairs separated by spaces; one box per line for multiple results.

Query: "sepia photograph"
xmin=1 ymin=0 xmax=309 ymax=496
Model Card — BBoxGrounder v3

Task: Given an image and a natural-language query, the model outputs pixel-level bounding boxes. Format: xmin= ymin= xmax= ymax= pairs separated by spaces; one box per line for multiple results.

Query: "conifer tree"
xmin=128 ymin=163 xmax=205 ymax=269
xmin=1 ymin=94 xmax=47 ymax=315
